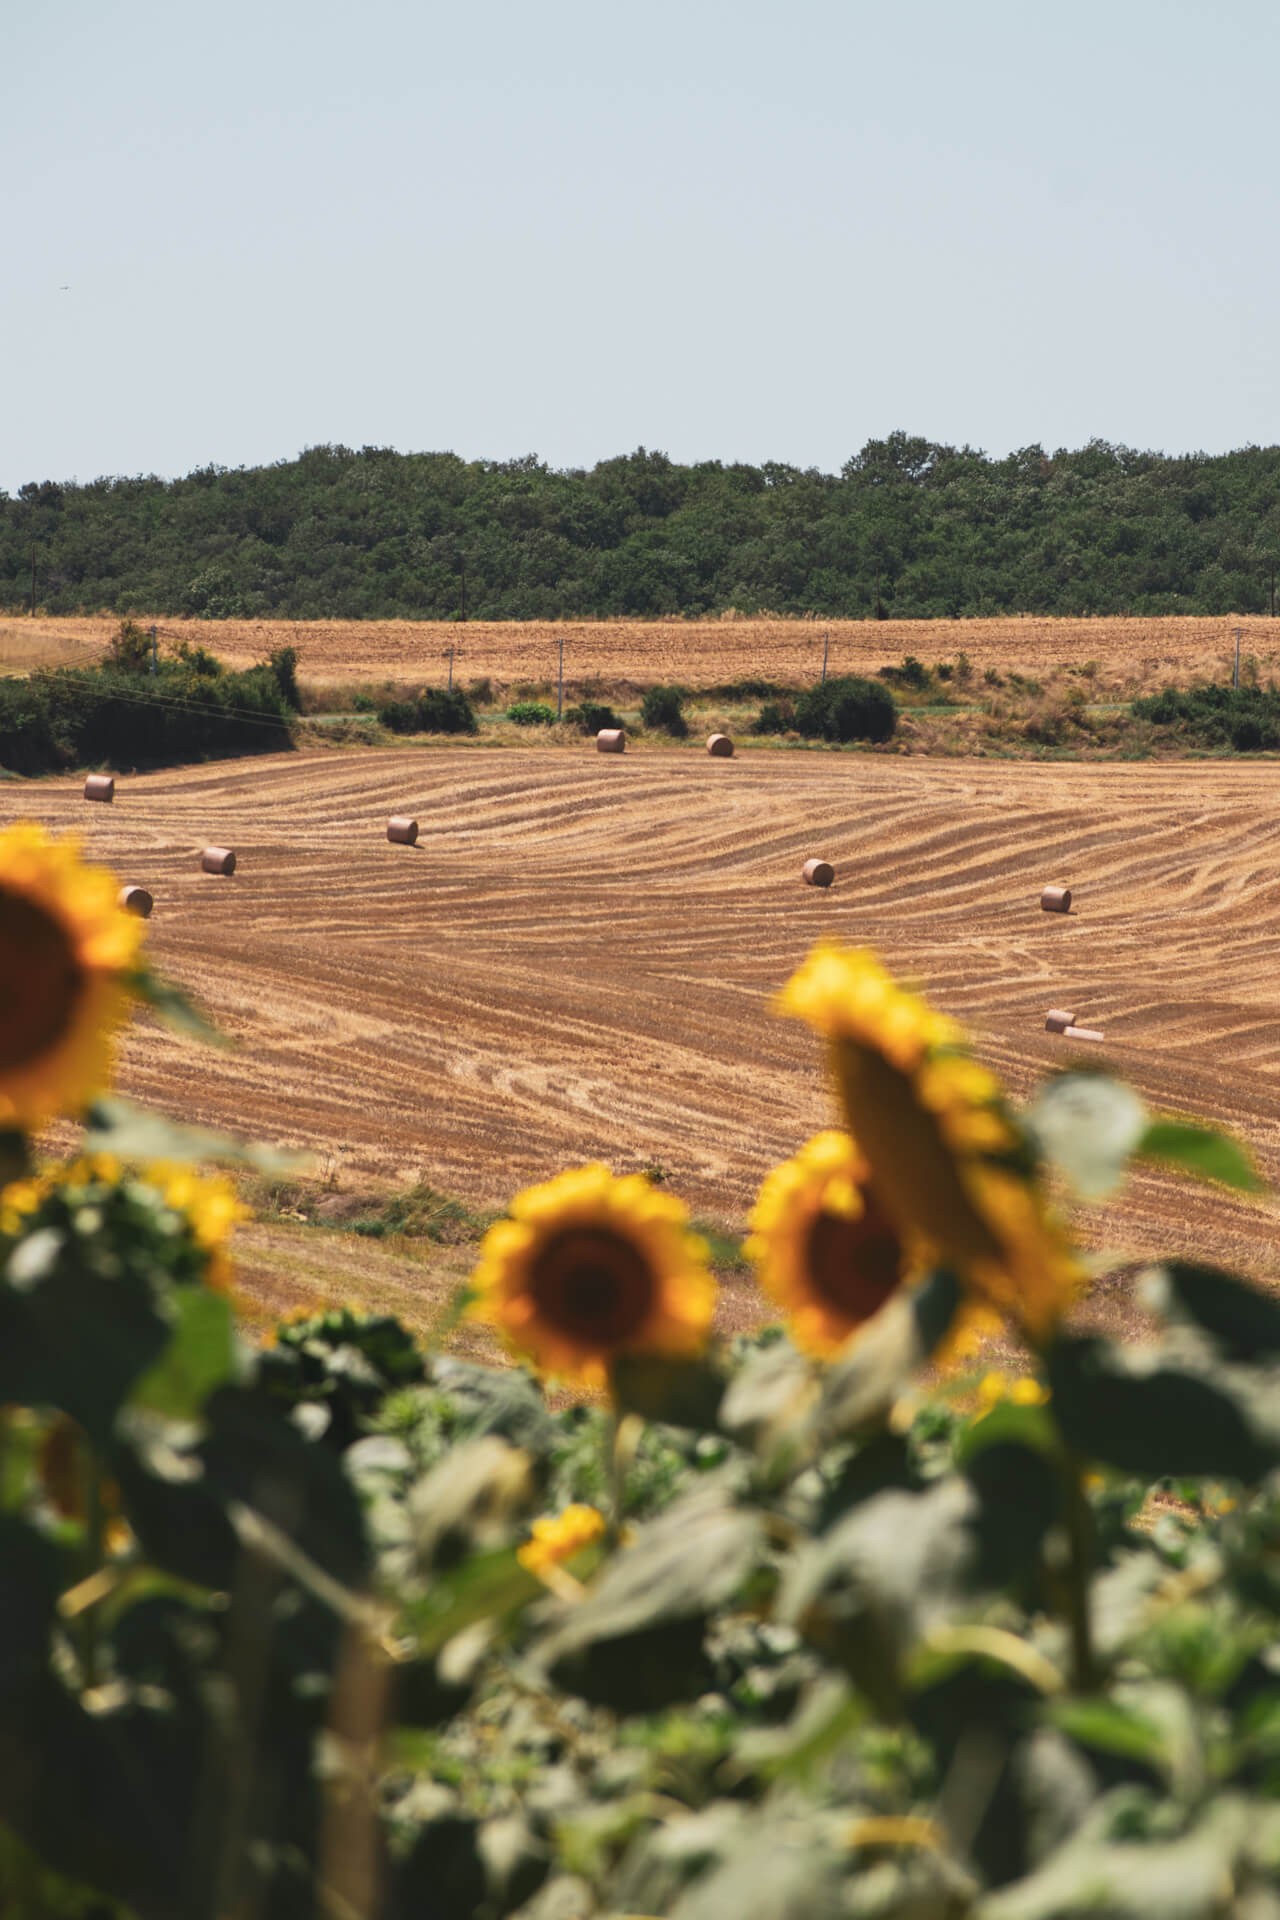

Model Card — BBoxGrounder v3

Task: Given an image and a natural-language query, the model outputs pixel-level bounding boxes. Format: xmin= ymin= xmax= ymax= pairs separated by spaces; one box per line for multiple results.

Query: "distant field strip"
xmin=9 ymin=746 xmax=1280 ymax=1299
xmin=8 ymin=613 xmax=1279 ymax=691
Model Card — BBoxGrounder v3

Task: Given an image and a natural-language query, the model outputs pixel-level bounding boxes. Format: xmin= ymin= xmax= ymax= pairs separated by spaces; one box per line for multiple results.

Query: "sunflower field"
xmin=6 ymin=823 xmax=1280 ymax=1919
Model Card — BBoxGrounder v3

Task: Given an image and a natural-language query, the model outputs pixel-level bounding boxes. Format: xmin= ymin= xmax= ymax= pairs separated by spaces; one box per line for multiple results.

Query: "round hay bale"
xmin=118 ymin=885 xmax=153 ymax=918
xmin=1040 ymin=885 xmax=1072 ymax=914
xmin=803 ymin=858 xmax=835 ymax=888
xmin=596 ymin=729 xmax=626 ymax=754
xmin=1044 ymin=1008 xmax=1076 ymax=1033
xmin=201 ymin=847 xmax=236 ymax=876
xmin=387 ymin=815 xmax=419 ymax=845
xmin=706 ymin=733 xmax=734 ymax=758
xmin=83 ymin=774 xmax=114 ymax=803
xmin=1063 ymin=1024 xmax=1105 ymax=1043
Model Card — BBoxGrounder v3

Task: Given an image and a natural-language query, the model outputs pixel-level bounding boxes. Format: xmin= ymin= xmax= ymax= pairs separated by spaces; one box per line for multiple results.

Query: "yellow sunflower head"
xmin=0 ymin=1153 xmax=246 ymax=1297
xmin=0 ymin=823 xmax=145 ymax=1131
xmin=466 ymin=1164 xmax=717 ymax=1390
xmin=776 ymin=943 xmax=1081 ymax=1344
xmin=746 ymin=1130 xmax=915 ymax=1356
xmin=518 ymin=1502 xmax=606 ymax=1576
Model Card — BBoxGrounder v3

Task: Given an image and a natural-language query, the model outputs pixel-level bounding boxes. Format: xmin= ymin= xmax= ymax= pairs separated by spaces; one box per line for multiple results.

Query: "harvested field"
xmin=5 ymin=613 xmax=1278 ymax=696
xmin=10 ymin=744 xmax=1280 ymax=1334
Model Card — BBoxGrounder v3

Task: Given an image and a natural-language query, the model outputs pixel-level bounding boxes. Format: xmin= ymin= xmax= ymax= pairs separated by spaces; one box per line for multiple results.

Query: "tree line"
xmin=4 ymin=432 xmax=1280 ymax=620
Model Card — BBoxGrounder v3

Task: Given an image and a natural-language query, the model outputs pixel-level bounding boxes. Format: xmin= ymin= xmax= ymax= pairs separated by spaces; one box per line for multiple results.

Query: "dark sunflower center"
xmin=804 ymin=1191 xmax=904 ymax=1326
xmin=528 ymin=1227 xmax=657 ymax=1348
xmin=0 ymin=892 xmax=84 ymax=1073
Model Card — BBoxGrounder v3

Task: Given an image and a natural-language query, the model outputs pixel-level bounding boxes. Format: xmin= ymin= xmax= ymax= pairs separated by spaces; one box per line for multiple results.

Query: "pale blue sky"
xmin=4 ymin=0 xmax=1277 ymax=492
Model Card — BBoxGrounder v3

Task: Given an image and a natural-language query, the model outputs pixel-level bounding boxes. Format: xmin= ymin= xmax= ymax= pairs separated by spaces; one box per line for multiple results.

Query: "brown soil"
xmin=10 ymin=743 xmax=1280 ymax=1335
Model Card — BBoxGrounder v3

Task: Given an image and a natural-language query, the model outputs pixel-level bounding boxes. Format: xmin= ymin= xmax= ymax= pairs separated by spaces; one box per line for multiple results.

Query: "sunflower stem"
xmin=605 ymin=1405 xmax=643 ymax=1546
xmin=1061 ymin=1449 xmax=1097 ymax=1692
xmin=79 ymin=1438 xmax=105 ymax=1693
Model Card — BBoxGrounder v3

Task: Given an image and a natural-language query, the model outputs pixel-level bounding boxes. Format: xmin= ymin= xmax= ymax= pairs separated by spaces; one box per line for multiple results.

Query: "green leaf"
xmin=1047 ymin=1696 xmax=1170 ymax=1773
xmin=813 ymin=1267 xmax=962 ymax=1444
xmin=127 ymin=965 xmax=227 ymax=1047
xmin=536 ymin=1484 xmax=763 ymax=1712
xmin=129 ymin=1288 xmax=240 ymax=1420
xmin=1143 ymin=1260 xmax=1280 ymax=1357
xmin=1025 ymin=1073 xmax=1147 ymax=1200
xmin=1047 ymin=1331 xmax=1277 ymax=1480
xmin=398 ymin=1548 xmax=539 ymax=1658
xmin=1137 ymin=1119 xmax=1264 ymax=1193
xmin=83 ymin=1095 xmax=308 ymax=1175
xmin=610 ymin=1349 xmax=727 ymax=1432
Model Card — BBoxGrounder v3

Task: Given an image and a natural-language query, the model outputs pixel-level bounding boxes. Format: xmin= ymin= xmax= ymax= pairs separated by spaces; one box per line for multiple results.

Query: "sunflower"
xmin=746 ymin=1130 xmax=915 ymax=1355
xmin=0 ymin=823 xmax=145 ymax=1131
xmin=467 ymin=1164 xmax=717 ymax=1389
xmin=0 ymin=1154 xmax=247 ymax=1296
xmin=149 ymin=1161 xmax=249 ymax=1296
xmin=777 ymin=944 xmax=1081 ymax=1342
xmin=518 ymin=1502 xmax=606 ymax=1576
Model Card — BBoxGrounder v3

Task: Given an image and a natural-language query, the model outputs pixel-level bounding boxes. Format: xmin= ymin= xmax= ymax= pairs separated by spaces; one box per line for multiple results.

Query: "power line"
xmin=9 ymin=663 xmax=294 ymax=733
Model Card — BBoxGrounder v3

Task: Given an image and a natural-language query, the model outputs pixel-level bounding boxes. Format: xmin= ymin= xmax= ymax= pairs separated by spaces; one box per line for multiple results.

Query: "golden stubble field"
xmin=4 ymin=612 xmax=1278 ymax=695
xmin=9 ymin=743 xmax=1280 ymax=1334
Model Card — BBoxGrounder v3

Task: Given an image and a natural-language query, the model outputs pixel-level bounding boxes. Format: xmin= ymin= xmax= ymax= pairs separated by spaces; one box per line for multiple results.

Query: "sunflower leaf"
xmin=1024 ymin=1073 xmax=1148 ymax=1200
xmin=82 ymin=1095 xmax=309 ymax=1175
xmin=129 ymin=1287 xmax=242 ymax=1421
xmin=127 ymin=965 xmax=228 ymax=1047
xmin=1136 ymin=1120 xmax=1264 ymax=1194
xmin=610 ymin=1349 xmax=727 ymax=1432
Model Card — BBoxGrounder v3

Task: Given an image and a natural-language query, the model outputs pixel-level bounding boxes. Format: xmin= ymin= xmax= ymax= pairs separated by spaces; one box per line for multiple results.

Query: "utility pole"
xmin=149 ymin=625 xmax=158 ymax=676
xmin=820 ymin=630 xmax=829 ymax=686
xmin=557 ymin=632 xmax=565 ymax=718
xmin=1233 ymin=625 xmax=1242 ymax=688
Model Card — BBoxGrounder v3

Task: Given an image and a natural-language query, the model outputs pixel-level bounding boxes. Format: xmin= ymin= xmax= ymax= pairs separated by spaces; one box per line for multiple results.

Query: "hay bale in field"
xmin=1044 ymin=1008 xmax=1076 ymax=1033
xmin=201 ymin=847 xmax=236 ymax=876
xmin=596 ymin=729 xmax=626 ymax=754
xmin=803 ymin=858 xmax=835 ymax=888
xmin=118 ymin=885 xmax=153 ymax=918
xmin=706 ymin=733 xmax=734 ymax=757
xmin=1040 ymin=885 xmax=1072 ymax=913
xmin=1062 ymin=1024 xmax=1105 ymax=1043
xmin=83 ymin=774 xmax=114 ymax=803
xmin=387 ymin=815 xmax=419 ymax=845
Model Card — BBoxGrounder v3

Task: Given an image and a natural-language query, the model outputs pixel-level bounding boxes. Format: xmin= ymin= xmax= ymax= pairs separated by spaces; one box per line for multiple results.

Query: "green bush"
xmin=416 ymin=686 xmax=477 ymax=734
xmin=0 ymin=658 xmax=293 ymax=773
xmin=506 ymin=700 xmax=556 ymax=726
xmin=1134 ymin=682 xmax=1280 ymax=751
xmin=641 ymin=685 xmax=688 ymax=736
xmin=793 ymin=674 xmax=896 ymax=743
xmin=751 ymin=697 xmax=795 ymax=735
xmin=562 ymin=700 xmax=622 ymax=734
xmin=267 ymin=644 xmax=302 ymax=711
xmin=377 ymin=688 xmax=478 ymax=735
xmin=878 ymin=654 xmax=932 ymax=690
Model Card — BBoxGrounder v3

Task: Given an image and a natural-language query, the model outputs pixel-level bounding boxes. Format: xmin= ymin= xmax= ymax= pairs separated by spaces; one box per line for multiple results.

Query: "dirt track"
xmin=8 ymin=744 xmax=1280 ymax=1310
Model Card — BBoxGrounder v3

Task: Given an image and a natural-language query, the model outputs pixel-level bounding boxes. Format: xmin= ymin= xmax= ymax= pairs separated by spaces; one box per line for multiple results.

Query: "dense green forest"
xmin=5 ymin=433 xmax=1280 ymax=620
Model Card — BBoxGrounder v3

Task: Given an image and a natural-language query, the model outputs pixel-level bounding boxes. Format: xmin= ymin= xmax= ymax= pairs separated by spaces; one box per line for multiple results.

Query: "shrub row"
xmin=376 ymin=687 xmax=478 ymax=735
xmin=753 ymin=674 xmax=897 ymax=743
xmin=1134 ymin=681 xmax=1280 ymax=751
xmin=0 ymin=659 xmax=295 ymax=775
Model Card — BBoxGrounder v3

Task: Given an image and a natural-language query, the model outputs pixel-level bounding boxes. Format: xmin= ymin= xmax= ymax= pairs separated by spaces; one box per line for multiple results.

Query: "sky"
xmin=4 ymin=0 xmax=1278 ymax=492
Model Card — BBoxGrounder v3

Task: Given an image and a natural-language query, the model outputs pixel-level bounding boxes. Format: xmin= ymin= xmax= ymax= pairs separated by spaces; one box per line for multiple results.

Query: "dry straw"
xmin=386 ymin=815 xmax=419 ymax=845
xmin=706 ymin=734 xmax=734 ymax=757
xmin=1044 ymin=1008 xmax=1076 ymax=1033
xmin=83 ymin=774 xmax=114 ymax=803
xmin=118 ymin=885 xmax=153 ymax=918
xmin=201 ymin=847 xmax=236 ymax=876
xmin=803 ymin=858 xmax=835 ymax=888
xmin=1040 ymin=885 xmax=1072 ymax=913
xmin=1062 ymin=1024 xmax=1104 ymax=1043
xmin=596 ymin=729 xmax=626 ymax=754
